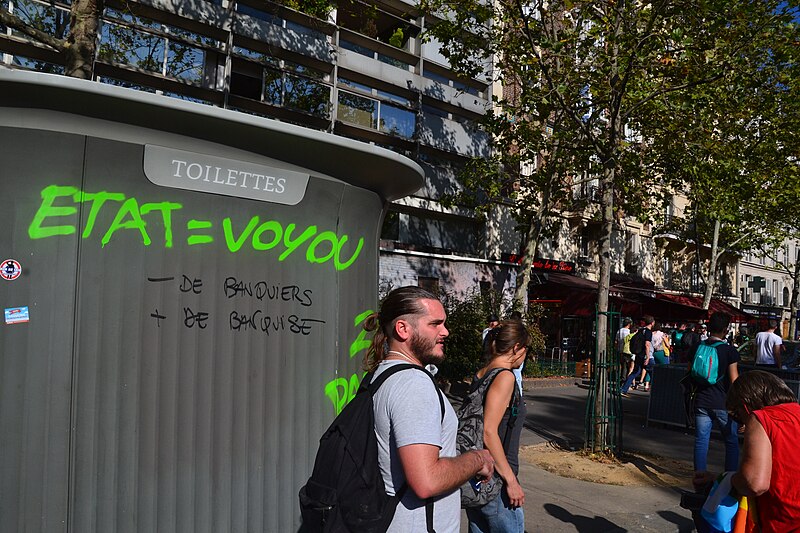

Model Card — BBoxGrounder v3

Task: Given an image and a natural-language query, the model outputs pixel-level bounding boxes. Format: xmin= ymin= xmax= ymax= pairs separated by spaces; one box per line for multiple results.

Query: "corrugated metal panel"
xmin=65 ymin=138 xmax=374 ymax=532
xmin=1 ymin=71 xmax=422 ymax=533
xmin=0 ymin=127 xmax=81 ymax=533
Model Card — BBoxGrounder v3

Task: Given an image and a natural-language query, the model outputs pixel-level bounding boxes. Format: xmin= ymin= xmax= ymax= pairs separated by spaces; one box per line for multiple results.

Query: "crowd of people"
xmin=615 ymin=312 xmax=800 ymax=532
xmin=615 ymin=317 xmax=791 ymax=399
xmin=304 ymin=286 xmax=799 ymax=533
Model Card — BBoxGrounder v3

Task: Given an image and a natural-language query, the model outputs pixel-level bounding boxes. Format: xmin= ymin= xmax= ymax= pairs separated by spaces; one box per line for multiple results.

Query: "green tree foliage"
xmin=437 ymin=288 xmax=545 ymax=383
xmin=421 ymin=0 xmax=798 ymax=450
xmin=639 ymin=0 xmax=800 ymax=308
xmin=279 ymin=0 xmax=334 ymax=20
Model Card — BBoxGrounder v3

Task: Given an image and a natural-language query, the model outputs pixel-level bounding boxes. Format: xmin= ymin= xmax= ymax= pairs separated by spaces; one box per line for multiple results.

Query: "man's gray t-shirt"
xmin=371 ymin=360 xmax=460 ymax=533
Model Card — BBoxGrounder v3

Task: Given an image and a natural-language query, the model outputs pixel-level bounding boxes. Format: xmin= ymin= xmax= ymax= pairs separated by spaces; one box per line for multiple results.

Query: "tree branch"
xmin=0 ymin=8 xmax=66 ymax=52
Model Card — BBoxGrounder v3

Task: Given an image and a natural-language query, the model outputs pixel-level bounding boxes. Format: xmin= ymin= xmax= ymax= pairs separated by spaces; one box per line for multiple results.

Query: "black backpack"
xmin=629 ymin=328 xmax=647 ymax=357
xmin=299 ymin=363 xmax=445 ymax=533
xmin=456 ymin=368 xmax=519 ymax=508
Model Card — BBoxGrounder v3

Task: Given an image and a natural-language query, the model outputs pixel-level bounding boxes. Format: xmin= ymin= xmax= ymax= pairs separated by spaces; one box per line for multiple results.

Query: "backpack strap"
xmin=368 ymin=362 xmax=445 ymax=533
xmin=367 ymin=363 xmax=446 ymax=421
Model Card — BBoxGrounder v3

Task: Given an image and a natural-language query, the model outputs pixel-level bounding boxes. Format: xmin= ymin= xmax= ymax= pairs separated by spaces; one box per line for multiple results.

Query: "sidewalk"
xmin=459 ymin=378 xmax=725 ymax=532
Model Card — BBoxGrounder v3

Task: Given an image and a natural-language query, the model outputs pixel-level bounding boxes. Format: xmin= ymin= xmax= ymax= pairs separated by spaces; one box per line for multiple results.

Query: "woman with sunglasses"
xmin=726 ymin=370 xmax=800 ymax=532
xmin=466 ymin=320 xmax=529 ymax=533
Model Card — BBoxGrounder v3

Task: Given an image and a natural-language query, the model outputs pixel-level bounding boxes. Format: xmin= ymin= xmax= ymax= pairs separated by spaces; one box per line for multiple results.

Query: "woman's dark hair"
xmin=726 ymin=370 xmax=797 ymax=423
xmin=362 ymin=286 xmax=438 ymax=371
xmin=483 ymin=320 xmax=530 ymax=363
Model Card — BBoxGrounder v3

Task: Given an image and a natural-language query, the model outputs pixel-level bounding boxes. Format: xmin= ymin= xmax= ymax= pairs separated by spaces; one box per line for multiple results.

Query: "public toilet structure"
xmin=0 ymin=70 xmax=423 ymax=533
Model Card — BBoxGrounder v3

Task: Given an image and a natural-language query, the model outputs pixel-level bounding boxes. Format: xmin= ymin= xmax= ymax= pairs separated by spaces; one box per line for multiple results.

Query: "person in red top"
xmin=726 ymin=370 xmax=800 ymax=532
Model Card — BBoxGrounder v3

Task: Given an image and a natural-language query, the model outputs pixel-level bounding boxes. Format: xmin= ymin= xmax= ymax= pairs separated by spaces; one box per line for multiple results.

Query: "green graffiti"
xmin=324 ymin=372 xmax=365 ymax=416
xmin=28 ymin=185 xmax=80 ymax=238
xmin=27 ymin=186 xmax=364 ymax=270
xmin=326 ymin=309 xmax=374 ymax=414
xmin=78 ymin=191 xmax=126 ymax=238
xmin=187 ymin=220 xmax=214 ymax=245
xmin=349 ymin=309 xmax=374 ymax=359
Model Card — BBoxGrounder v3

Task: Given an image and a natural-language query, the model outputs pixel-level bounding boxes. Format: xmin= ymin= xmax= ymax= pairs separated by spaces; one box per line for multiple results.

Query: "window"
xmin=690 ymin=262 xmax=701 ymax=293
xmin=98 ymin=8 xmax=215 ymax=85
xmin=337 ymin=91 xmax=376 ymax=128
xmin=381 ymin=211 xmax=399 ymax=240
xmin=784 ymin=287 xmax=790 ymax=307
xmin=337 ymin=81 xmax=415 ymax=139
xmin=418 ymin=276 xmax=440 ymax=295
xmin=230 ymin=53 xmax=331 ymax=118
xmin=579 ymin=228 xmax=590 ymax=258
xmin=5 ymin=0 xmax=70 ymax=40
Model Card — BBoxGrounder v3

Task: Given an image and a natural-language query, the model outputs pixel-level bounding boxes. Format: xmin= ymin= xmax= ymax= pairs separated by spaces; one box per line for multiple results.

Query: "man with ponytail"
xmin=365 ymin=286 xmax=495 ymax=532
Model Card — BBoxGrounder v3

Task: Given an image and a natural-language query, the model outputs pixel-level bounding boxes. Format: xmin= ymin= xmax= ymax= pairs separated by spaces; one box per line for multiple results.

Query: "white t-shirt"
xmin=616 ymin=327 xmax=630 ymax=354
xmin=651 ymin=331 xmax=665 ymax=351
xmin=756 ymin=331 xmax=783 ymax=365
xmin=371 ymin=360 xmax=460 ymax=533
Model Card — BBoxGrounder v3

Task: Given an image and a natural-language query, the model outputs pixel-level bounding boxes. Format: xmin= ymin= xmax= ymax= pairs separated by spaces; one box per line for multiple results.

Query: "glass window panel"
xmin=284 ymin=60 xmax=326 ymax=80
xmin=235 ymin=3 xmax=282 ymax=25
xmin=105 ymin=6 xmax=157 ymax=29
xmin=283 ymin=74 xmax=330 ymax=117
xmin=379 ymin=102 xmax=414 ymax=138
xmin=339 ymin=39 xmax=374 ymax=58
xmin=99 ymin=21 xmax=166 ymax=74
xmin=337 ymin=90 xmax=376 ymax=129
xmin=263 ymin=67 xmax=283 ymax=105
xmin=11 ymin=54 xmax=65 ymax=74
xmin=422 ymin=69 xmax=450 ymax=85
xmin=338 ymin=77 xmax=372 ymax=95
xmin=98 ymin=77 xmax=158 ymax=92
xmin=377 ymin=53 xmax=412 ymax=70
xmin=233 ymin=46 xmax=280 ymax=67
xmin=376 ymin=89 xmax=410 ymax=106
xmin=8 ymin=0 xmax=70 ymax=38
xmin=165 ymin=41 xmax=205 ymax=84
xmin=422 ymin=104 xmax=448 ymax=118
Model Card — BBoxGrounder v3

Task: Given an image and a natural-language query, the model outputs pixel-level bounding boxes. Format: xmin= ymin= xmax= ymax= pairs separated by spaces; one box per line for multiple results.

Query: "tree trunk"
xmin=65 ymin=0 xmax=104 ymax=79
xmin=593 ymin=161 xmax=615 ymax=453
xmin=790 ymin=249 xmax=800 ymax=340
xmin=701 ymin=219 xmax=721 ymax=310
xmin=513 ymin=186 xmax=552 ymax=309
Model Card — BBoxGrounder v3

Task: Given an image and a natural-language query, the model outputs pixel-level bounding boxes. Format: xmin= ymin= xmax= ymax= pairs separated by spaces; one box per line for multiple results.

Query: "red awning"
xmin=655 ymin=294 xmax=753 ymax=323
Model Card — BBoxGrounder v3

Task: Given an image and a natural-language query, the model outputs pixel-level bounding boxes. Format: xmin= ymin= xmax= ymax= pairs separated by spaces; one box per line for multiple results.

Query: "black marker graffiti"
xmin=223 ymin=277 xmax=313 ymax=307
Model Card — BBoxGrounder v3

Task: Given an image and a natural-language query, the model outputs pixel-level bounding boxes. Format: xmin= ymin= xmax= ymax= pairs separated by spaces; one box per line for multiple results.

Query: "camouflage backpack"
xmin=456 ymin=367 xmax=520 ymax=508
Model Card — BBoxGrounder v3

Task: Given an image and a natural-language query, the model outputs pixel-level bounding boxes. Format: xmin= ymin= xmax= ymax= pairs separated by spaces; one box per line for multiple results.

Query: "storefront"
xmin=528 ymin=269 xmax=751 ymax=360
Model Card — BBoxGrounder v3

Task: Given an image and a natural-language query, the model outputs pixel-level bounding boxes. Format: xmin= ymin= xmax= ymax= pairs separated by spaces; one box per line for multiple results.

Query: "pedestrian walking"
xmin=755 ymin=319 xmax=783 ymax=368
xmin=616 ymin=317 xmax=634 ymax=382
xmin=689 ymin=312 xmax=740 ymax=492
xmin=620 ymin=316 xmax=654 ymax=396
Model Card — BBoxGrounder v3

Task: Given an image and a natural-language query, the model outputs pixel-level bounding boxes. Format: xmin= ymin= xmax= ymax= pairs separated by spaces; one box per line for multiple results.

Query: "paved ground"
xmin=457 ymin=378 xmax=729 ymax=532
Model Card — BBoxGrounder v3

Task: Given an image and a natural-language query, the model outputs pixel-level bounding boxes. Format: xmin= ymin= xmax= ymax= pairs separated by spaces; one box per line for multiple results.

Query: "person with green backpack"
xmin=688 ymin=312 xmax=741 ymax=493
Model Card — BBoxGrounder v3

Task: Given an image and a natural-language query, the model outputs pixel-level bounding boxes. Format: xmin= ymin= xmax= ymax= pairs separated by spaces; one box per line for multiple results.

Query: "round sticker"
xmin=1 ymin=259 xmax=22 ymax=281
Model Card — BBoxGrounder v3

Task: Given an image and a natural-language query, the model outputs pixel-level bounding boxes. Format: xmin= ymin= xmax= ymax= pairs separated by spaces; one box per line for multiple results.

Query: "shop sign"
xmin=502 ymin=254 xmax=576 ymax=273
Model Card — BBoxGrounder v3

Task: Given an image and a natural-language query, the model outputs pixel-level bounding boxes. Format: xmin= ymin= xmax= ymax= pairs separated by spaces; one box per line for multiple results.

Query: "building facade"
xmin=1 ymin=0 xmax=522 ymax=300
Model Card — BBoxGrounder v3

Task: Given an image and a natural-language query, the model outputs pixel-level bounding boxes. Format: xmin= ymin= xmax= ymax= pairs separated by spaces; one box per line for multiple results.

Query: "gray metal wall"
xmin=0 ymin=124 xmax=383 ymax=532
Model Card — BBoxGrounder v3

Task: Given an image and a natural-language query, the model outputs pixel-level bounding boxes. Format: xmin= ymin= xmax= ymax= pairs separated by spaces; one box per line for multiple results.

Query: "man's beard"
xmin=409 ymin=330 xmax=444 ymax=366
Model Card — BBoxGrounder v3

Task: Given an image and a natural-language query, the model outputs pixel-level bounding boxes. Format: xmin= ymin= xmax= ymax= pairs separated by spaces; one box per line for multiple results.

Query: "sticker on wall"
xmin=1 ymin=259 xmax=22 ymax=281
xmin=4 ymin=307 xmax=29 ymax=324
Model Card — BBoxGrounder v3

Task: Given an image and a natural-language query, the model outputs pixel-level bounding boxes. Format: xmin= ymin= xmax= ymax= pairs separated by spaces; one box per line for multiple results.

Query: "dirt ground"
xmin=520 ymin=442 xmax=694 ymax=488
